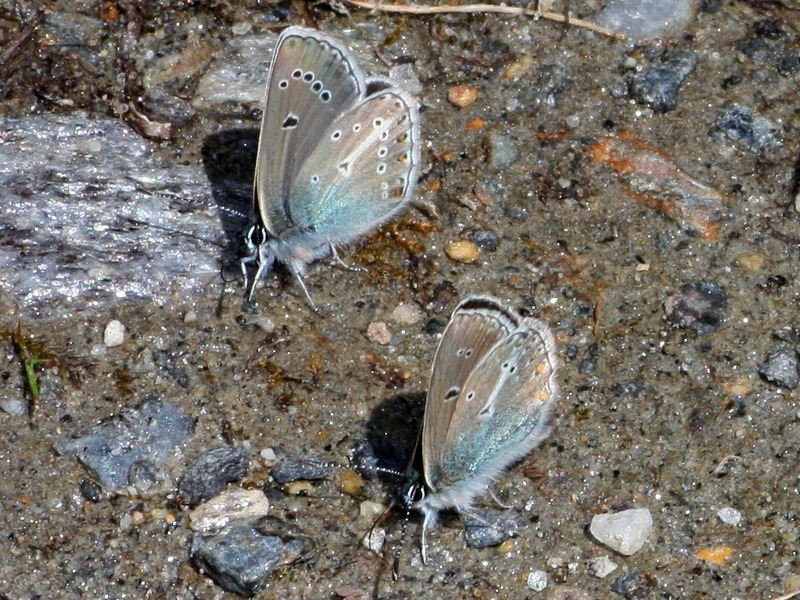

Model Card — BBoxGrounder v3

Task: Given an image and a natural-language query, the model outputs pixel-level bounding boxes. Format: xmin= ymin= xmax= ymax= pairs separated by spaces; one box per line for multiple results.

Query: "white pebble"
xmin=588 ymin=555 xmax=619 ymax=578
xmin=362 ymin=527 xmax=386 ymax=553
xmin=184 ymin=310 xmax=197 ymax=323
xmin=260 ymin=447 xmax=277 ymax=462
xmin=391 ymin=302 xmax=423 ymax=325
xmin=189 ymin=488 xmax=270 ymax=534
xmin=366 ymin=321 xmax=392 ymax=345
xmin=526 ymin=570 xmax=548 ymax=592
xmin=590 ymin=508 xmax=653 ymax=556
xmin=359 ymin=500 xmax=386 ymax=520
xmin=717 ymin=506 xmax=742 ymax=526
xmin=103 ymin=320 xmax=125 ymax=347
xmin=0 ymin=398 xmax=27 ymax=417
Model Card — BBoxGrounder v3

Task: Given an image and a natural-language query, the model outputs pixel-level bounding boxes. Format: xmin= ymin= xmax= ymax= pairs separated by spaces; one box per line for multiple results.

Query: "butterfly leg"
xmin=420 ymin=509 xmax=438 ymax=565
xmin=291 ymin=270 xmax=319 ymax=313
xmin=330 ymin=242 xmax=364 ymax=272
xmin=246 ymin=244 xmax=275 ymax=302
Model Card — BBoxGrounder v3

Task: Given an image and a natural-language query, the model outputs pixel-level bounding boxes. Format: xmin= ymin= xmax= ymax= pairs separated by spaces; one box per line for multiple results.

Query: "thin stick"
xmin=342 ymin=1 xmax=626 ymax=41
xmin=770 ymin=592 xmax=800 ymax=600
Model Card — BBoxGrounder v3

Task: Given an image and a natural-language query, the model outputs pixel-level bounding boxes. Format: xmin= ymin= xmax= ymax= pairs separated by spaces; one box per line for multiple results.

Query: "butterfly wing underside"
xmin=254 ymin=27 xmax=366 ymax=236
xmin=287 ymin=84 xmax=421 ymax=245
xmin=421 ymin=298 xmax=518 ymax=493
xmin=433 ymin=315 xmax=558 ymax=493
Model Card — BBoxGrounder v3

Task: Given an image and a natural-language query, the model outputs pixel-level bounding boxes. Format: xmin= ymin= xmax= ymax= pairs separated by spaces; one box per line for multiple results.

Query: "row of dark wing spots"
xmin=277 ymin=67 xmax=333 ymax=130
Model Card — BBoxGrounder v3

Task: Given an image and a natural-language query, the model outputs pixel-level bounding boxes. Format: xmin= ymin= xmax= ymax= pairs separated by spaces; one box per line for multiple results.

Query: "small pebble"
xmin=444 ymin=240 xmax=480 ymax=263
xmin=359 ymin=500 xmax=386 ymax=520
xmin=485 ymin=132 xmax=520 ymax=170
xmin=664 ymin=281 xmax=727 ymax=334
xmin=717 ymin=506 xmax=742 ymax=525
xmin=260 ymin=447 xmax=277 ymax=462
xmin=468 ymin=229 xmax=500 ymax=252
xmin=366 ymin=321 xmax=392 ymax=345
xmin=590 ymin=508 xmax=653 ymax=556
xmin=362 ymin=527 xmax=386 ymax=553
xmin=285 ymin=481 xmax=315 ymax=496
xmin=695 ymin=545 xmax=734 ymax=565
xmin=463 ymin=508 xmax=524 ymax=549
xmin=526 ymin=570 xmax=548 ymax=592
xmin=0 ymin=398 xmax=27 ymax=417
xmin=178 ymin=445 xmax=250 ymax=506
xmin=189 ymin=488 xmax=270 ymax=534
xmin=271 ymin=456 xmax=332 ymax=483
xmin=736 ymin=252 xmax=766 ymax=274
xmin=716 ymin=105 xmax=780 ymax=154
xmin=103 ymin=319 xmax=125 ymax=347
xmin=447 ymin=84 xmax=478 ymax=108
xmin=629 ymin=51 xmax=697 ymax=112
xmin=723 ymin=377 xmax=752 ymax=396
xmin=588 ymin=555 xmax=619 ymax=578
xmin=611 ymin=572 xmax=657 ymax=599
xmin=184 ymin=310 xmax=197 ymax=323
xmin=391 ymin=303 xmax=423 ymax=325
xmin=337 ymin=470 xmax=365 ymax=495
xmin=758 ymin=346 xmax=799 ymax=389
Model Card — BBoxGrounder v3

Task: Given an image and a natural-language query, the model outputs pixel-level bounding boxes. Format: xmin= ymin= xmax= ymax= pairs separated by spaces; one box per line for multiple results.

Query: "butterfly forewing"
xmin=288 ymin=86 xmax=421 ymax=243
xmin=422 ymin=298 xmax=518 ymax=492
xmin=435 ymin=317 xmax=558 ymax=491
xmin=255 ymin=28 xmax=367 ymax=236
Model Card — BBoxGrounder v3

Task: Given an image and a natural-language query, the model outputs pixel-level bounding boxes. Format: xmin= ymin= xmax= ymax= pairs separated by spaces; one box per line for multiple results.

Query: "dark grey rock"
xmin=152 ymin=350 xmax=190 ymax=388
xmin=610 ymin=380 xmax=644 ymax=397
xmin=462 ymin=508 xmax=525 ymax=549
xmin=467 ymin=229 xmax=500 ymax=252
xmin=270 ymin=455 xmax=333 ymax=484
xmin=140 ymin=87 xmax=197 ymax=127
xmin=611 ymin=571 xmax=657 ymax=599
xmin=664 ymin=282 xmax=727 ymax=334
xmin=179 ymin=446 xmax=251 ymax=506
xmin=716 ymin=105 xmax=781 ymax=154
xmin=191 ymin=516 xmax=313 ymax=597
xmin=629 ymin=51 xmax=697 ymax=112
xmin=55 ymin=395 xmax=193 ymax=493
xmin=758 ymin=346 xmax=799 ymax=389
xmin=519 ymin=63 xmax=571 ymax=110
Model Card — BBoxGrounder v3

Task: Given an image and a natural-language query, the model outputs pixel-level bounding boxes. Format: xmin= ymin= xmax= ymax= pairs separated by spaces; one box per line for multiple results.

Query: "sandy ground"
xmin=1 ymin=1 xmax=799 ymax=598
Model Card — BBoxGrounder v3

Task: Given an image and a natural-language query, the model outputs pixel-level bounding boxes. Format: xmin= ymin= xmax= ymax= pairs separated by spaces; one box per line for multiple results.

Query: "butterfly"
xmin=241 ymin=26 xmax=422 ymax=306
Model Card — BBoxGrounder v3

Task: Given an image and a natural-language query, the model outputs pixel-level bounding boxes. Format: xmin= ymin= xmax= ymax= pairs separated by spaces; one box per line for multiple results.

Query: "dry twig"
xmin=342 ymin=1 xmax=626 ymax=40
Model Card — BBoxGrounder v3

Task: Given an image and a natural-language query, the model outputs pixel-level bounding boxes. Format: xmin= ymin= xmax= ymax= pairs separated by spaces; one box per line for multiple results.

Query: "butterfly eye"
xmin=278 ymin=80 xmax=289 ymax=89
xmin=373 ymin=118 xmax=383 ymax=127
xmin=378 ymin=147 xmax=388 ymax=158
xmin=353 ymin=123 xmax=362 ymax=133
xmin=445 ymin=387 xmax=460 ymax=399
xmin=291 ymin=69 xmax=303 ymax=79
xmin=303 ymin=71 xmax=314 ymax=83
xmin=376 ymin=163 xmax=387 ymax=175
xmin=311 ymin=80 xmax=323 ymax=92
xmin=320 ymin=90 xmax=331 ymax=102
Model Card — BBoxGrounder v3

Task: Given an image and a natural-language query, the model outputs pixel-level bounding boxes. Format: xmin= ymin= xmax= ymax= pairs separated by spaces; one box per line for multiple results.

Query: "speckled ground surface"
xmin=1 ymin=2 xmax=799 ymax=599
